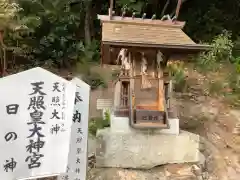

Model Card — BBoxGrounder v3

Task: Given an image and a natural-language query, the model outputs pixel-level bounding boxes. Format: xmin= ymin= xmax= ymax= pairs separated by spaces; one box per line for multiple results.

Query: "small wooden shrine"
xmin=98 ymin=1 xmax=209 ymax=129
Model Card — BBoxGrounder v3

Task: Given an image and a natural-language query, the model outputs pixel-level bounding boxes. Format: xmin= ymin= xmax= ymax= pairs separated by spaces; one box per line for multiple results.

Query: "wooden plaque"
xmin=135 ymin=109 xmax=165 ymax=124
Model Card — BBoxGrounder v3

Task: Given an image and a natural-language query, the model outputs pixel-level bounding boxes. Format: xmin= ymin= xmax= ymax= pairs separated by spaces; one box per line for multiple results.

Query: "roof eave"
xmin=102 ymin=41 xmax=211 ymax=51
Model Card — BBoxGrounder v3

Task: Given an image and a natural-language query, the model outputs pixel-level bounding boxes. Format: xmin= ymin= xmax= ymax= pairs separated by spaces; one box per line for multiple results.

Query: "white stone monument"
xmin=0 ymin=67 xmax=76 ymax=180
xmin=58 ymin=77 xmax=90 ymax=180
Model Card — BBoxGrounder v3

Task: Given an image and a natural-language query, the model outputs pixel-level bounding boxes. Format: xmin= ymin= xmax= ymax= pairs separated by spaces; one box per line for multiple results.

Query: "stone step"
xmin=133 ymin=122 xmax=168 ymax=129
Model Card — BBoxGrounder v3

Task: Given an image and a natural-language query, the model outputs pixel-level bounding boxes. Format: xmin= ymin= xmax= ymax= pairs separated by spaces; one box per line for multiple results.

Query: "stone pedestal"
xmin=110 ymin=115 xmax=132 ymax=133
xmin=96 ymin=128 xmax=201 ymax=169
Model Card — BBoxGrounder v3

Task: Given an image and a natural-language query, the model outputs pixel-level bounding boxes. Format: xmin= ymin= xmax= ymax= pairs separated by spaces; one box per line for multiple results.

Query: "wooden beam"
xmin=104 ymin=41 xmax=211 ymax=51
xmin=175 ymin=0 xmax=182 ymax=19
xmin=109 ymin=0 xmax=113 ymax=20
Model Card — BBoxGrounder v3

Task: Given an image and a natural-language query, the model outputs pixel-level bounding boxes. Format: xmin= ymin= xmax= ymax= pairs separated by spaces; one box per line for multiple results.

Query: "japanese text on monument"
xmin=0 ymin=67 xmax=76 ymax=180
xmin=50 ymin=82 xmax=67 ymax=135
xmin=58 ymin=79 xmax=90 ymax=180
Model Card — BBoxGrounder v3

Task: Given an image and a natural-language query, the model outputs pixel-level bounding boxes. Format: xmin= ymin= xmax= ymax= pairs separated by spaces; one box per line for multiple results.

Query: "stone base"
xmin=110 ymin=115 xmax=179 ymax=135
xmin=110 ymin=115 xmax=131 ymax=133
xmin=96 ymin=128 xmax=201 ymax=169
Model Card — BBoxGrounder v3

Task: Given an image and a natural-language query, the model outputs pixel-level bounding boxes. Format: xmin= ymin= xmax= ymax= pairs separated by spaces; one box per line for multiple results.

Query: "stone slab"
xmin=96 ymin=128 xmax=201 ymax=169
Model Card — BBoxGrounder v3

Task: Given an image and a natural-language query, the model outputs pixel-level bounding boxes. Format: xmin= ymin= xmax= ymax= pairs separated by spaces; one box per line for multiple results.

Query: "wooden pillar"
xmin=129 ymin=51 xmax=132 ymax=77
xmin=157 ymin=63 xmax=164 ymax=111
xmin=158 ymin=77 xmax=164 ymax=111
xmin=130 ymin=77 xmax=134 ymax=107
xmin=133 ymin=54 xmax=136 ymax=76
xmin=152 ymin=51 xmax=155 ymax=77
xmin=129 ymin=50 xmax=135 ymax=108
xmin=114 ymin=81 xmax=121 ymax=108
xmin=168 ymin=80 xmax=173 ymax=109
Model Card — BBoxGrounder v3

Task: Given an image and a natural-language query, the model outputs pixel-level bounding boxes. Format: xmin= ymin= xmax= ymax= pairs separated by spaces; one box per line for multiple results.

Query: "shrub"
xmin=167 ymin=62 xmax=187 ymax=92
xmin=233 ymin=56 xmax=240 ymax=74
xmin=195 ymin=31 xmax=234 ymax=72
xmin=208 ymin=80 xmax=224 ymax=96
xmin=226 ymin=68 xmax=240 ymax=94
xmin=88 ymin=110 xmax=111 ymax=136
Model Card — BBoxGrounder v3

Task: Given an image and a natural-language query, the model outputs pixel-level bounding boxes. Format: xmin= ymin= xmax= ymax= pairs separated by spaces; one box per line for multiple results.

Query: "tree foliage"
xmin=0 ymin=0 xmax=21 ymax=29
xmin=1 ymin=0 xmax=240 ymax=73
xmin=5 ymin=0 xmax=87 ymax=68
xmin=195 ymin=31 xmax=234 ymax=72
xmin=181 ymin=0 xmax=240 ymax=42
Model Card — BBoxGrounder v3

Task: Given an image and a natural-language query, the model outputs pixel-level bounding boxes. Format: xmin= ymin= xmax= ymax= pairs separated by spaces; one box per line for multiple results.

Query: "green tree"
xmin=4 ymin=0 xmax=240 ymax=72
xmin=5 ymin=0 xmax=85 ymax=68
xmin=0 ymin=0 xmax=24 ymax=75
xmin=180 ymin=0 xmax=240 ymax=42
xmin=0 ymin=0 xmax=21 ymax=28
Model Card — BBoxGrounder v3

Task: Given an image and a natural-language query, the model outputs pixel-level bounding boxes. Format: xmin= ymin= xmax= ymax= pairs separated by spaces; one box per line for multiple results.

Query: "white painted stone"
xmin=160 ymin=118 xmax=179 ymax=135
xmin=110 ymin=115 xmax=131 ymax=133
xmin=96 ymin=128 xmax=201 ymax=169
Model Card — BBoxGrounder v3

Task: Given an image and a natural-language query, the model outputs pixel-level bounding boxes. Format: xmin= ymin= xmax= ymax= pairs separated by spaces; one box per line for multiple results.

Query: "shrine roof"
xmin=98 ymin=15 xmax=209 ymax=50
